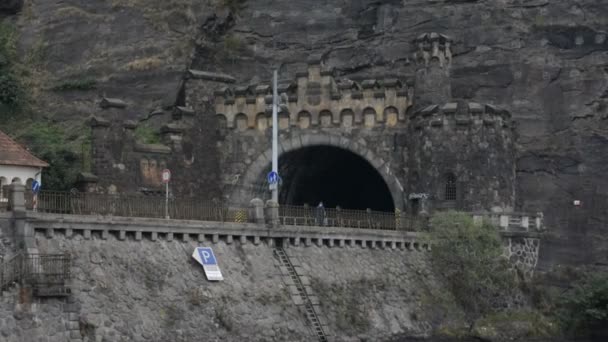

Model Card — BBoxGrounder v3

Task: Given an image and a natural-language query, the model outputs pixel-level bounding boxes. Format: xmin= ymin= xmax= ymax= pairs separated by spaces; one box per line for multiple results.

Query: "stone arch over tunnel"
xmin=236 ymin=134 xmax=404 ymax=211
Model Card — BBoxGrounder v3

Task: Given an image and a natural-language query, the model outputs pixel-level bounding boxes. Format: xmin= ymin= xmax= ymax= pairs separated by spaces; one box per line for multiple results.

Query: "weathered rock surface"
xmin=5 ymin=0 xmax=608 ymax=268
xmin=0 ymin=0 xmax=22 ymax=15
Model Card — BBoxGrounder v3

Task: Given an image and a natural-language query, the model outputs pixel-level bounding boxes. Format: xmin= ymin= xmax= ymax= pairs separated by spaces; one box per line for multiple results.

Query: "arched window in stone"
xmin=340 ymin=109 xmax=354 ymax=128
xmin=298 ymin=111 xmax=311 ymax=129
xmin=319 ymin=110 xmax=333 ymax=127
xmin=278 ymin=111 xmax=290 ymax=130
xmin=384 ymin=106 xmax=399 ymax=127
xmin=216 ymin=114 xmax=227 ymax=135
xmin=235 ymin=113 xmax=248 ymax=132
xmin=11 ymin=177 xmax=22 ymax=185
xmin=363 ymin=107 xmax=376 ymax=128
xmin=444 ymin=173 xmax=457 ymax=201
xmin=256 ymin=113 xmax=268 ymax=131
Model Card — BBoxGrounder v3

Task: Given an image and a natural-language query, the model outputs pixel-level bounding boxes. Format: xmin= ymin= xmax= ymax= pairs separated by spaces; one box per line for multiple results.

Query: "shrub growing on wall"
xmin=427 ymin=211 xmax=518 ymax=328
xmin=558 ymin=270 xmax=608 ymax=338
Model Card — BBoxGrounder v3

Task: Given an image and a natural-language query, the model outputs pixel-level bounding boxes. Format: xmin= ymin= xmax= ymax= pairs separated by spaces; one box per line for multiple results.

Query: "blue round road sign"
xmin=32 ymin=180 xmax=41 ymax=194
xmin=267 ymin=171 xmax=279 ymax=185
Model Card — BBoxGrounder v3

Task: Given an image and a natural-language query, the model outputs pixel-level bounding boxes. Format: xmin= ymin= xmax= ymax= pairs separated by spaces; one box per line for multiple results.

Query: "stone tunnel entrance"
xmin=274 ymin=146 xmax=395 ymax=212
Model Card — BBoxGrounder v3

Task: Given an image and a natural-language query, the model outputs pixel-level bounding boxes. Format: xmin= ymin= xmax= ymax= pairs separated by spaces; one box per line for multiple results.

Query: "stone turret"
xmin=413 ymin=33 xmax=453 ymax=109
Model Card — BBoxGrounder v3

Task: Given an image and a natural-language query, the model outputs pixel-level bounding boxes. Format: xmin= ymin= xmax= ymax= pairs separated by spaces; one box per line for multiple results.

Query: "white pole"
xmin=165 ymin=181 xmax=169 ymax=219
xmin=271 ymin=69 xmax=279 ymax=203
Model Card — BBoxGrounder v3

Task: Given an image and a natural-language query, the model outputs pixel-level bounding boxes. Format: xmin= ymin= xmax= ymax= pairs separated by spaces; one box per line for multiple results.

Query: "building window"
xmin=444 ymin=173 xmax=457 ymax=201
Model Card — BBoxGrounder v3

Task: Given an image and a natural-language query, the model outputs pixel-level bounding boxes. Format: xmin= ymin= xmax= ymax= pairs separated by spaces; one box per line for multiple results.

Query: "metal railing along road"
xmin=30 ymin=191 xmax=421 ymax=231
xmin=36 ymin=191 xmax=250 ymax=223
xmin=279 ymin=205 xmax=426 ymax=231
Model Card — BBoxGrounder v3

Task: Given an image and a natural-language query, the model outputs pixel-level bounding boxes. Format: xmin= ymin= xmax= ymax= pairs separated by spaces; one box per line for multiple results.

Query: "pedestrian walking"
xmin=316 ymin=202 xmax=326 ymax=226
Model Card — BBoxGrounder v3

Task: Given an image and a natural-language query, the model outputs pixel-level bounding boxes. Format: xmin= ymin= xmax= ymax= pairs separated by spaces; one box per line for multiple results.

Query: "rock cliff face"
xmin=6 ymin=0 xmax=608 ymax=268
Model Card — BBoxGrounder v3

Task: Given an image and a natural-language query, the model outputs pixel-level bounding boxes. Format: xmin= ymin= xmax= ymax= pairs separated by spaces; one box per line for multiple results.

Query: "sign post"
xmin=192 ymin=247 xmax=223 ymax=281
xmin=271 ymin=69 xmax=279 ymax=201
xmin=32 ymin=180 xmax=40 ymax=212
xmin=162 ymin=169 xmax=171 ymax=219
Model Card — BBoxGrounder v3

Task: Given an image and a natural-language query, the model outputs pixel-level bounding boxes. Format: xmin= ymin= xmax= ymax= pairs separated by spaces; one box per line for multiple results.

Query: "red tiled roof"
xmin=0 ymin=130 xmax=49 ymax=168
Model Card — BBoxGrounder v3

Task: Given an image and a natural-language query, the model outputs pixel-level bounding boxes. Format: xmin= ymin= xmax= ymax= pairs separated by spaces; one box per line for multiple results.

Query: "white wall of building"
xmin=0 ymin=165 xmax=43 ymax=200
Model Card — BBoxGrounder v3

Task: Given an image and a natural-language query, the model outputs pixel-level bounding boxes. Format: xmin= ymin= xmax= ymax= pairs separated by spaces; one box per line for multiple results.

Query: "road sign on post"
xmin=32 ymin=180 xmax=41 ymax=194
xmin=32 ymin=180 xmax=40 ymax=211
xmin=162 ymin=169 xmax=171 ymax=219
xmin=267 ymin=171 xmax=279 ymax=191
xmin=192 ymin=247 xmax=223 ymax=281
xmin=162 ymin=169 xmax=171 ymax=183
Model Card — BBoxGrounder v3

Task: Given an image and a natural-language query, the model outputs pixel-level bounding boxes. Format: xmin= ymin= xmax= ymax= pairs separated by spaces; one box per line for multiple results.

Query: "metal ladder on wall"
xmin=274 ymin=248 xmax=328 ymax=342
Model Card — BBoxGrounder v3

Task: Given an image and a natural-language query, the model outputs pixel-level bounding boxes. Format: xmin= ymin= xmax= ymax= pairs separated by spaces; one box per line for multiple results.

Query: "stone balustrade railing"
xmin=472 ymin=211 xmax=544 ymax=232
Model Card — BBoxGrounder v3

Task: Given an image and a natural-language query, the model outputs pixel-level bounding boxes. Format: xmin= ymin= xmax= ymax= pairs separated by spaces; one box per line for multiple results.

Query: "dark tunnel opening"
xmin=270 ymin=146 xmax=395 ymax=212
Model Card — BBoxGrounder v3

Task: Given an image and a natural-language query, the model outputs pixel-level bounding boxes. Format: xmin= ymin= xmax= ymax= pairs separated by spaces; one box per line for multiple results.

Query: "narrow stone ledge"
xmin=187 ymin=69 xmax=236 ymax=83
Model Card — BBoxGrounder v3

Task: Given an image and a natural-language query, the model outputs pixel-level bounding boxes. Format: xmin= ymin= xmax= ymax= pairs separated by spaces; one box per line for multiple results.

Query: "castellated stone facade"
xmin=88 ymin=32 xmax=516 ymax=214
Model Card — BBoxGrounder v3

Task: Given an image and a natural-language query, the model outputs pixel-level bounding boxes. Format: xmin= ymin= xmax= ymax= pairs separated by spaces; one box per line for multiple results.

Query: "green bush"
xmin=0 ymin=22 xmax=25 ymax=113
xmin=52 ymin=78 xmax=97 ymax=91
xmin=0 ymin=72 xmax=23 ymax=108
xmin=17 ymin=122 xmax=81 ymax=191
xmin=427 ymin=211 xmax=518 ymax=326
xmin=558 ymin=271 xmax=608 ymax=336
xmin=134 ymin=124 xmax=161 ymax=144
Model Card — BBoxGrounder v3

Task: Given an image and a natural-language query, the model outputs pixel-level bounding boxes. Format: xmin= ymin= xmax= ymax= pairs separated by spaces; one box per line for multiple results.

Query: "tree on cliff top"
xmin=427 ymin=211 xmax=518 ymax=328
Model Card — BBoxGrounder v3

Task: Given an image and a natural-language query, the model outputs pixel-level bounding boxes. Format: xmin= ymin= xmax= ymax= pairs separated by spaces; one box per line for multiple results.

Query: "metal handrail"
xmin=0 ymin=253 xmax=71 ymax=291
xmin=35 ymin=191 xmax=250 ymax=223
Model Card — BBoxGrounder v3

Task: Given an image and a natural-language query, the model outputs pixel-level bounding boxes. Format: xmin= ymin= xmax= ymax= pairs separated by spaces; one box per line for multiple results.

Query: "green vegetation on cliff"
xmin=558 ymin=270 xmax=608 ymax=337
xmin=0 ymin=19 xmax=85 ymax=191
xmin=0 ymin=21 xmax=24 ymax=116
xmin=428 ymin=212 xmax=518 ymax=324
xmin=426 ymin=211 xmax=560 ymax=339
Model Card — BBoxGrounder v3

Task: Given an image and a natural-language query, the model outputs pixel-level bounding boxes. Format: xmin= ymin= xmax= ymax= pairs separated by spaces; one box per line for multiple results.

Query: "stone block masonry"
xmin=0 ymin=220 xmax=439 ymax=341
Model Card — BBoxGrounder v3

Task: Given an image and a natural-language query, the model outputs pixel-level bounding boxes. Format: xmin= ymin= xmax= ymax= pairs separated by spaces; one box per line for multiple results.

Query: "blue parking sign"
xmin=192 ymin=247 xmax=223 ymax=281
xmin=198 ymin=247 xmax=217 ymax=265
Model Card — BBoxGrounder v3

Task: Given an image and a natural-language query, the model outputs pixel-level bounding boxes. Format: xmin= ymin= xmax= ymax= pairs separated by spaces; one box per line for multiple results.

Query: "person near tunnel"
xmin=316 ymin=202 xmax=326 ymax=226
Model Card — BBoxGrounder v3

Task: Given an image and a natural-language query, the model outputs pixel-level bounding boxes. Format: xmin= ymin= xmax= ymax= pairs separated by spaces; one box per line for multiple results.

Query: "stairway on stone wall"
xmin=274 ymin=247 xmax=329 ymax=342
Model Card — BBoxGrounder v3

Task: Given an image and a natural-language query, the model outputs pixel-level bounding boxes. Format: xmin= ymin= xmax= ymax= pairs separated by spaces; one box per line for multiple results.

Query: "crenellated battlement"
xmin=214 ymin=62 xmax=413 ymax=132
xmin=413 ymin=32 xmax=453 ymax=70
xmin=410 ymin=101 xmax=512 ymax=131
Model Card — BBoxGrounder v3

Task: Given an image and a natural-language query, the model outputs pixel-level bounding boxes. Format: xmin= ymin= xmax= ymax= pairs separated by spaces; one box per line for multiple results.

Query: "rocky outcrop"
xmin=6 ymin=0 xmax=608 ymax=268
xmin=0 ymin=0 xmax=22 ymax=15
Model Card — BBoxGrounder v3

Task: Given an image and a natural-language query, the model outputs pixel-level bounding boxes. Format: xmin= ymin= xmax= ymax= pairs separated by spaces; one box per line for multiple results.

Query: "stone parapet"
xmin=213 ymin=62 xmax=413 ymax=132
xmin=26 ymin=212 xmax=429 ymax=251
xmin=411 ymin=101 xmax=513 ymax=131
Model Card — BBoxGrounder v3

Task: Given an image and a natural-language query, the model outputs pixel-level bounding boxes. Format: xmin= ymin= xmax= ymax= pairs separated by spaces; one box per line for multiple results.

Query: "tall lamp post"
xmin=270 ymin=70 xmax=279 ymax=203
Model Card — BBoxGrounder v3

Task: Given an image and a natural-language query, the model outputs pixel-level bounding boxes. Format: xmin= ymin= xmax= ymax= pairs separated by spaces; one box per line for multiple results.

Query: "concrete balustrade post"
xmin=265 ymin=200 xmax=280 ymax=227
xmin=249 ymin=198 xmax=265 ymax=224
xmin=499 ymin=214 xmax=509 ymax=229
xmin=535 ymin=213 xmax=543 ymax=230
xmin=521 ymin=216 xmax=529 ymax=230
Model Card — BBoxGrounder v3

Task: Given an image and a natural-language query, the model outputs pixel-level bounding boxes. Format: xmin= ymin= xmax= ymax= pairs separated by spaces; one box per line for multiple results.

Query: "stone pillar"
xmin=499 ymin=215 xmax=509 ymax=229
xmin=10 ymin=183 xmax=35 ymax=252
xmin=249 ymin=198 xmax=265 ymax=224
xmin=9 ymin=182 xmax=25 ymax=212
xmin=265 ymin=200 xmax=279 ymax=227
xmin=521 ymin=216 xmax=529 ymax=230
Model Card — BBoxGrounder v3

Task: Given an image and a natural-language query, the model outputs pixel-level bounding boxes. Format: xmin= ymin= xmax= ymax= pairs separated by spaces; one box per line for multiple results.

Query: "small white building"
xmin=0 ymin=130 xmax=48 ymax=201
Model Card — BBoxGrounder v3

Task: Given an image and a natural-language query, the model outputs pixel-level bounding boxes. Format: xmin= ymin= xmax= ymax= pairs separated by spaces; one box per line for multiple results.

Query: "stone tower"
xmin=413 ymin=33 xmax=452 ymax=109
xmin=408 ymin=33 xmax=516 ymax=213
